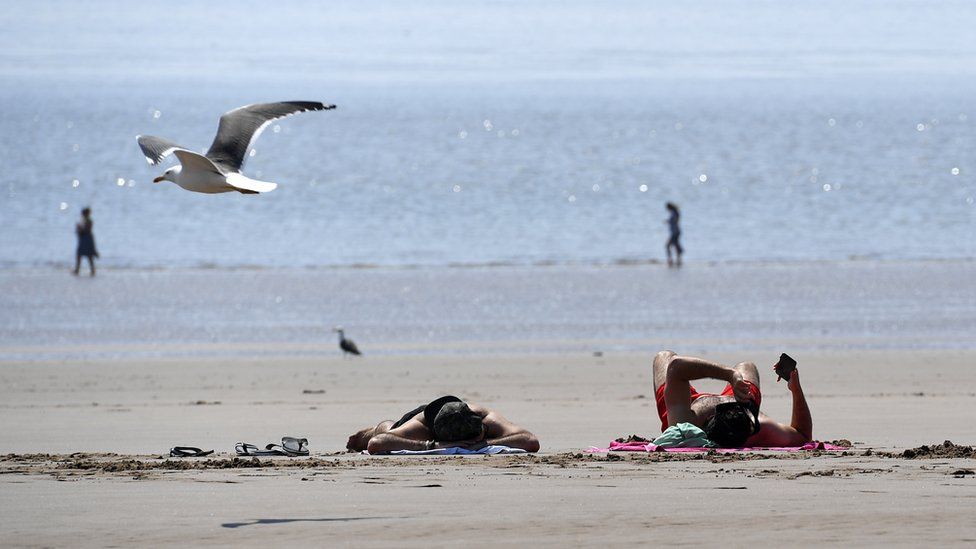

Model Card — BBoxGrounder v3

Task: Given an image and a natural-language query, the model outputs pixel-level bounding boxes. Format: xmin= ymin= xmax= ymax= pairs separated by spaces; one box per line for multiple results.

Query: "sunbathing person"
xmin=652 ymin=350 xmax=813 ymax=447
xmin=346 ymin=395 xmax=540 ymax=454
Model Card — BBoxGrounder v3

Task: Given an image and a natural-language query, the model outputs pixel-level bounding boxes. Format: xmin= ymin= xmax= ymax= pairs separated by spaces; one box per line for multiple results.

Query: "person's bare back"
xmin=346 ymin=395 xmax=540 ymax=454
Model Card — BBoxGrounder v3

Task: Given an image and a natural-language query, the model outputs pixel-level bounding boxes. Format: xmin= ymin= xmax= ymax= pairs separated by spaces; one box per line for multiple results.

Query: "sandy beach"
xmin=2 ymin=263 xmax=976 ymax=547
xmin=2 ymin=345 xmax=975 ymax=546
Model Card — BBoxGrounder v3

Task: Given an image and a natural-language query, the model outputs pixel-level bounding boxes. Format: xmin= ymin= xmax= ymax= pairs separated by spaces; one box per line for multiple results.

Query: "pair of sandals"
xmin=235 ymin=437 xmax=309 ymax=457
xmin=168 ymin=437 xmax=309 ymax=458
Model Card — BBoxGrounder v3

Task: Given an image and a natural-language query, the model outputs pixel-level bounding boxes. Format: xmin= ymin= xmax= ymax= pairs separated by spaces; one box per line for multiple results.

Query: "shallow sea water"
xmin=2 ymin=261 xmax=973 ymax=360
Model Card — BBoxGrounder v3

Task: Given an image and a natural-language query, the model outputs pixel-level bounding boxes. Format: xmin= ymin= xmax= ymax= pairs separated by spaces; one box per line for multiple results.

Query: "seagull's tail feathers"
xmin=226 ymin=173 xmax=277 ymax=194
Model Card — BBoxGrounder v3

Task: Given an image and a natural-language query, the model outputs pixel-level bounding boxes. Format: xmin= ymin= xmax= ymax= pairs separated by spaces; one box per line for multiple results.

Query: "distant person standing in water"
xmin=665 ymin=202 xmax=683 ymax=267
xmin=73 ymin=207 xmax=98 ymax=276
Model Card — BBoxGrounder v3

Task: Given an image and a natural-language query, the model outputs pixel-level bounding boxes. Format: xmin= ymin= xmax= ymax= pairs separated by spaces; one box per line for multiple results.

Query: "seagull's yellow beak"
xmin=153 ymin=176 xmax=165 ymax=183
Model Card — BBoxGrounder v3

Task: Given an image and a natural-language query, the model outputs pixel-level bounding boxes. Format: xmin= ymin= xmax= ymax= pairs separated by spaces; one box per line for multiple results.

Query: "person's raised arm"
xmin=787 ymin=370 xmax=812 ymax=442
xmin=664 ymin=356 xmax=737 ymax=425
xmin=747 ymin=369 xmax=812 ymax=447
xmin=666 ymin=356 xmax=737 ymax=385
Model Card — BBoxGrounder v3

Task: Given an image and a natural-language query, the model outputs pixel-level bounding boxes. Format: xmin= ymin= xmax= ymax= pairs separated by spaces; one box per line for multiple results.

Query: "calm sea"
xmin=1 ymin=1 xmax=974 ymax=270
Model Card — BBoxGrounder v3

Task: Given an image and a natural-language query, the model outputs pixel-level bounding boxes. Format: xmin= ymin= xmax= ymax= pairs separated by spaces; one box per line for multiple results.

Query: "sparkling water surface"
xmin=1 ymin=1 xmax=974 ymax=269
xmin=3 ymin=84 xmax=973 ymax=269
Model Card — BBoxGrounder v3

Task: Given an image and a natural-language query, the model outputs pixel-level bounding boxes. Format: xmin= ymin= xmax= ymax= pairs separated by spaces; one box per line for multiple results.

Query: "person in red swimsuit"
xmin=652 ymin=350 xmax=813 ymax=447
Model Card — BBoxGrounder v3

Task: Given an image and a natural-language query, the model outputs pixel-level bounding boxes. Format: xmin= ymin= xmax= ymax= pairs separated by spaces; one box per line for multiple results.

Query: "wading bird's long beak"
xmin=153 ymin=176 xmax=165 ymax=183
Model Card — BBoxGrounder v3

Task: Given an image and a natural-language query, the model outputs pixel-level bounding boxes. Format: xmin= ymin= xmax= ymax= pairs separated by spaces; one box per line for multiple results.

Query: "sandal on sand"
xmin=235 ymin=443 xmax=277 ymax=456
xmin=281 ymin=437 xmax=309 ymax=456
xmin=235 ymin=437 xmax=309 ymax=457
xmin=169 ymin=446 xmax=214 ymax=458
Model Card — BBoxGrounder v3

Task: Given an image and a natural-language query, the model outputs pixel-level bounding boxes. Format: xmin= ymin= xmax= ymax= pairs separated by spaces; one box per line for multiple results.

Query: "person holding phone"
xmin=651 ymin=350 xmax=813 ymax=447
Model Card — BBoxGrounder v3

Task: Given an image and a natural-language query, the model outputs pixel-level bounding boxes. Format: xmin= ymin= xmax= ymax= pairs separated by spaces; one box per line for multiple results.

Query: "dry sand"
xmin=2 ymin=349 xmax=975 ymax=546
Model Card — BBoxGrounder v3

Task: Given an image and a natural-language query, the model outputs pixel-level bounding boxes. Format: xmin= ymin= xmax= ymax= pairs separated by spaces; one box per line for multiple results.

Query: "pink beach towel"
xmin=588 ymin=441 xmax=848 ymax=453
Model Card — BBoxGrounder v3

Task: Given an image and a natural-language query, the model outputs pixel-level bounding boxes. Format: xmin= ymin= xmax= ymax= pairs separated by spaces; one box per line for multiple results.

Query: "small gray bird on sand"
xmin=333 ymin=326 xmax=362 ymax=357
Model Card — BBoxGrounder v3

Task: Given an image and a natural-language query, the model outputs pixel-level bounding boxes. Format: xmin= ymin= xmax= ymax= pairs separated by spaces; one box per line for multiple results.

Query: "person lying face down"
xmin=346 ymin=395 xmax=540 ymax=454
xmin=652 ymin=350 xmax=813 ymax=447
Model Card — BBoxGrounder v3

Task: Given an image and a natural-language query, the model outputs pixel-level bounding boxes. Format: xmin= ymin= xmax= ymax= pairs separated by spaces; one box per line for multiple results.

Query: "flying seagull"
xmin=333 ymin=326 xmax=362 ymax=357
xmin=137 ymin=101 xmax=335 ymax=194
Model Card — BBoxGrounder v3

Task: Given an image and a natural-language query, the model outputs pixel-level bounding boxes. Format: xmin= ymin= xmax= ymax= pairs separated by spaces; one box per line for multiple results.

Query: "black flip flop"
xmin=169 ymin=446 xmax=214 ymax=458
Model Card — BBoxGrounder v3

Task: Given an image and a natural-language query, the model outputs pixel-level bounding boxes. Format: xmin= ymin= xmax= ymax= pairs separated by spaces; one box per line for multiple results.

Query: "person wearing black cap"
xmin=652 ymin=350 xmax=813 ymax=447
xmin=346 ymin=395 xmax=540 ymax=454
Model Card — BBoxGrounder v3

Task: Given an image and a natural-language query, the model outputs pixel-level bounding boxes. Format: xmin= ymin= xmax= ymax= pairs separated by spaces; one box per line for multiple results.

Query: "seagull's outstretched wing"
xmin=137 ymin=135 xmax=190 ymax=165
xmin=205 ymin=101 xmax=335 ymax=173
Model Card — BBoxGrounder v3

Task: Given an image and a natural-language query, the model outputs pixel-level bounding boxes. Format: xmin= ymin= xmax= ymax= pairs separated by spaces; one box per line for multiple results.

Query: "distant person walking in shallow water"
xmin=665 ymin=202 xmax=683 ymax=267
xmin=73 ymin=207 xmax=98 ymax=276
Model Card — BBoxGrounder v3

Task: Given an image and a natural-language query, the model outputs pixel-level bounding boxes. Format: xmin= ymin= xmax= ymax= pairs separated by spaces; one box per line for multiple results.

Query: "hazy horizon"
xmin=4 ymin=1 xmax=976 ymax=86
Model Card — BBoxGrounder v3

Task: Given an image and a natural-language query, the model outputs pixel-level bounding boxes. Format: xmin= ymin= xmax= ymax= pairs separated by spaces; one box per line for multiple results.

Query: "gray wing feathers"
xmin=172 ymin=150 xmax=224 ymax=175
xmin=204 ymin=101 xmax=335 ymax=172
xmin=137 ymin=135 xmax=188 ymax=165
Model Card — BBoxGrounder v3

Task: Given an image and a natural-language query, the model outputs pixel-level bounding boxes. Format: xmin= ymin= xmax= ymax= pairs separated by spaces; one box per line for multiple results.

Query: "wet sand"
xmin=1 ymin=349 xmax=975 ymax=546
xmin=4 ymin=260 xmax=975 ymax=362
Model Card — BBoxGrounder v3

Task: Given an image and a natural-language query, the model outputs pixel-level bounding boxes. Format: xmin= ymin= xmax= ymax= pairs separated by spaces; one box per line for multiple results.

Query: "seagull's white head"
xmin=153 ymin=165 xmax=181 ymax=184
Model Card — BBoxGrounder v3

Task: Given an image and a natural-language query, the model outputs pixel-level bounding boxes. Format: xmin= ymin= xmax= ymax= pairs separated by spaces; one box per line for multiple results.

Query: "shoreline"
xmin=3 ymin=255 xmax=975 ymax=273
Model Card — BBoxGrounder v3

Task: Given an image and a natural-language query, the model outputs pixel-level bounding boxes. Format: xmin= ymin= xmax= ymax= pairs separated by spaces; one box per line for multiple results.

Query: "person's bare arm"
xmin=664 ymin=356 xmax=737 ymax=425
xmin=786 ymin=370 xmax=812 ymax=441
xmin=346 ymin=420 xmax=394 ymax=452
xmin=365 ymin=418 xmax=433 ymax=454
xmin=480 ymin=409 xmax=540 ymax=452
xmin=484 ymin=432 xmax=539 ymax=451
xmin=746 ymin=370 xmax=812 ymax=446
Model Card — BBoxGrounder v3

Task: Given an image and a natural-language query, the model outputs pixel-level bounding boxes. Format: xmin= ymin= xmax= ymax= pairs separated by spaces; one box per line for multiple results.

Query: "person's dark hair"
xmin=665 ymin=202 xmax=679 ymax=214
xmin=704 ymin=402 xmax=759 ymax=448
xmin=432 ymin=401 xmax=484 ymax=442
xmin=81 ymin=207 xmax=91 ymax=217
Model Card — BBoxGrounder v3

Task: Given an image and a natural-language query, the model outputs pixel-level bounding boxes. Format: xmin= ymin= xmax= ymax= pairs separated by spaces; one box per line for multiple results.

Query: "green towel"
xmin=652 ymin=422 xmax=717 ymax=448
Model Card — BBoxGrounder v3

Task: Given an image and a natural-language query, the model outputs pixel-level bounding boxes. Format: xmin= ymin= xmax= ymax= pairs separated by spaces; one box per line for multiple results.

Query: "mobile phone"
xmin=774 ymin=353 xmax=797 ymax=381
